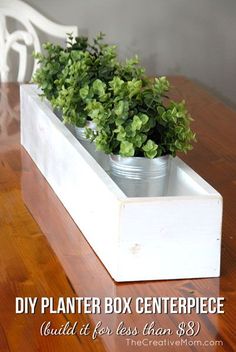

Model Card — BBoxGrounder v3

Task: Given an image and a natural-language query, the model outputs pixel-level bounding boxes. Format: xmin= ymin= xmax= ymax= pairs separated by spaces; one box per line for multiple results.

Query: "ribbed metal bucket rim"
xmin=109 ymin=154 xmax=170 ymax=180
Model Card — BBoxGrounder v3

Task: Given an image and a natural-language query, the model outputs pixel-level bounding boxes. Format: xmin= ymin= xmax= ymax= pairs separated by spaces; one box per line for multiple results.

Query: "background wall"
xmin=25 ymin=0 xmax=236 ymax=108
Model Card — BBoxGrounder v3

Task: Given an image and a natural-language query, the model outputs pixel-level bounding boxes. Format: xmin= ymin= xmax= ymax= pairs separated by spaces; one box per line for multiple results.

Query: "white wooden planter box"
xmin=20 ymin=85 xmax=223 ymax=282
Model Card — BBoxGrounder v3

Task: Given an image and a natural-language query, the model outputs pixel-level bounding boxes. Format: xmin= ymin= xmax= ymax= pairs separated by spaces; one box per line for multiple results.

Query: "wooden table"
xmin=0 ymin=78 xmax=235 ymax=352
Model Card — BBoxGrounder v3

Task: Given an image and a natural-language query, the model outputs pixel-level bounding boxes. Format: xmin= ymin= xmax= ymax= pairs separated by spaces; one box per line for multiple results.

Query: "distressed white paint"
xmin=0 ymin=0 xmax=78 ymax=82
xmin=20 ymin=85 xmax=223 ymax=282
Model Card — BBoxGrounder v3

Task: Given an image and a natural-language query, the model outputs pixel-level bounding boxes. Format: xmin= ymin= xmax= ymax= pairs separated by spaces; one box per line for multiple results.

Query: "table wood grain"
xmin=0 ymin=78 xmax=235 ymax=352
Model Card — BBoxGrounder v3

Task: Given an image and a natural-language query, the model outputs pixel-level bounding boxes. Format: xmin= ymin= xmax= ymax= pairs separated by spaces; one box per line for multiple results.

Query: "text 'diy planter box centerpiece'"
xmin=20 ymin=85 xmax=223 ymax=282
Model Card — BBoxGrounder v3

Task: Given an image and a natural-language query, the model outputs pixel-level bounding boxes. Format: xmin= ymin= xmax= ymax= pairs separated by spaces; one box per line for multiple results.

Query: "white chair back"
xmin=0 ymin=0 xmax=78 ymax=82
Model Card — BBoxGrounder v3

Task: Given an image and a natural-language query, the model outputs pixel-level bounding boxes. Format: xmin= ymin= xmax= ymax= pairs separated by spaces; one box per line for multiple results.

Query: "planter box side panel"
xmin=20 ymin=85 xmax=121 ymax=278
xmin=116 ymin=197 xmax=222 ymax=282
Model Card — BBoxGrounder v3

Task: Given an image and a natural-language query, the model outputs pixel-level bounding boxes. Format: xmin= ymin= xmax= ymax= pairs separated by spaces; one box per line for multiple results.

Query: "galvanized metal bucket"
xmin=74 ymin=121 xmax=96 ymax=141
xmin=109 ymin=155 xmax=170 ymax=197
xmin=75 ymin=122 xmax=109 ymax=171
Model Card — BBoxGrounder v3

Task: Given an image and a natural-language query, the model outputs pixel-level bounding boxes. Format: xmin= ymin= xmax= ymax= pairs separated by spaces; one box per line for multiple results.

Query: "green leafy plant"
xmin=85 ymin=76 xmax=196 ymax=158
xmin=32 ymin=42 xmax=65 ymax=101
xmin=33 ymin=33 xmax=147 ymax=127
xmin=53 ymin=33 xmax=120 ymax=126
xmin=32 ymin=34 xmax=91 ymax=101
xmin=33 ymin=33 xmax=195 ymax=158
xmin=52 ymin=34 xmax=147 ymax=127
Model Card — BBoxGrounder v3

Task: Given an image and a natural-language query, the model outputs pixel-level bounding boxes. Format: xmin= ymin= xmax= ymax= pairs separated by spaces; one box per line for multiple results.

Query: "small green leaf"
xmin=92 ymin=79 xmax=106 ymax=97
xmin=142 ymin=140 xmax=158 ymax=158
xmin=79 ymin=85 xmax=89 ymax=99
xmin=131 ymin=115 xmax=142 ymax=131
xmin=154 ymin=76 xmax=170 ymax=94
xmin=120 ymin=141 xmax=135 ymax=157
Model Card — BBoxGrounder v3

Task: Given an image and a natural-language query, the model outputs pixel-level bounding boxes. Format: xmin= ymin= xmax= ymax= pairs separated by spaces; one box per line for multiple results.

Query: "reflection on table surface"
xmin=0 ymin=84 xmax=20 ymax=150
